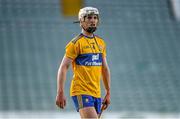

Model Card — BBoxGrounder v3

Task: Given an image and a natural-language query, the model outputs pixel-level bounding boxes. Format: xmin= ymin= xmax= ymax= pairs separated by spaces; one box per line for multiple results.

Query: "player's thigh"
xmin=79 ymin=106 xmax=98 ymax=118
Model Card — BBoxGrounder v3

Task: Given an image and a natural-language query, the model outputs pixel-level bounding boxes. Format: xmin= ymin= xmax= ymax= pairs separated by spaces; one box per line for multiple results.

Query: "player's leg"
xmin=79 ymin=106 xmax=98 ymax=118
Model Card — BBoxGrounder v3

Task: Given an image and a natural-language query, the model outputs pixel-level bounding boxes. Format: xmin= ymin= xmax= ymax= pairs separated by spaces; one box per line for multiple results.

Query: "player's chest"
xmin=79 ymin=39 xmax=100 ymax=54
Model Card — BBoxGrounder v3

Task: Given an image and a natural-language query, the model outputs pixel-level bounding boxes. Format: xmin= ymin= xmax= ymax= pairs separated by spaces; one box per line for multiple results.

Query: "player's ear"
xmin=79 ymin=20 xmax=82 ymax=27
xmin=97 ymin=17 xmax=100 ymax=26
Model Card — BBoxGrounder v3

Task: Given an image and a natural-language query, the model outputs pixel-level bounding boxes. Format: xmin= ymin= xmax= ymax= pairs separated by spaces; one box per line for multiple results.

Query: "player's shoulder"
xmin=94 ymin=34 xmax=106 ymax=45
xmin=94 ymin=34 xmax=104 ymax=40
xmin=71 ymin=34 xmax=83 ymax=44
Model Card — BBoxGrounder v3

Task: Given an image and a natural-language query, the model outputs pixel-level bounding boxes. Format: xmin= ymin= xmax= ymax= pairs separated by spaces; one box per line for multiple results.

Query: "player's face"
xmin=81 ymin=14 xmax=99 ymax=29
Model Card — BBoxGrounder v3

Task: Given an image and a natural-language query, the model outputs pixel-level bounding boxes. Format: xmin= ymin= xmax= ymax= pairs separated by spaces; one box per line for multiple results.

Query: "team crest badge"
xmin=85 ymin=98 xmax=89 ymax=103
xmin=99 ymin=45 xmax=103 ymax=52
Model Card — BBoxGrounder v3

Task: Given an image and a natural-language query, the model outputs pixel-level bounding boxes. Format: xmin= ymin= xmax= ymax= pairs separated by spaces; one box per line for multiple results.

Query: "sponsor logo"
xmin=85 ymin=62 xmax=102 ymax=66
xmin=83 ymin=46 xmax=91 ymax=49
xmin=85 ymin=54 xmax=102 ymax=66
xmin=75 ymin=53 xmax=102 ymax=66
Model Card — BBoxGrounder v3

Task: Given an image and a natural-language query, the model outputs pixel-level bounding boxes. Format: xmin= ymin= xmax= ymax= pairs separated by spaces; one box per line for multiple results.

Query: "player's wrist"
xmin=106 ymin=89 xmax=110 ymax=95
xmin=57 ymin=89 xmax=64 ymax=95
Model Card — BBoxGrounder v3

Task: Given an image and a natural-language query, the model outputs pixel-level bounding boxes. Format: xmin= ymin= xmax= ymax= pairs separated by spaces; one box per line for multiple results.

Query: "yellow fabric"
xmin=65 ymin=34 xmax=106 ymax=98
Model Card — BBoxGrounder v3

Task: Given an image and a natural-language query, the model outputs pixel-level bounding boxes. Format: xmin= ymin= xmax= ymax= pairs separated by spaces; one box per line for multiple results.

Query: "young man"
xmin=56 ymin=7 xmax=111 ymax=118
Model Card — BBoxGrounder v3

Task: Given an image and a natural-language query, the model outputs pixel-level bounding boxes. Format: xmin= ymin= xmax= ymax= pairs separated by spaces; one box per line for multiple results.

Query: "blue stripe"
xmin=75 ymin=53 xmax=102 ymax=66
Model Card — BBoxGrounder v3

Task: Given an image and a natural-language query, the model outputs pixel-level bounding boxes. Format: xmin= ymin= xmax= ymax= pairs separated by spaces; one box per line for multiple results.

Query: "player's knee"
xmin=79 ymin=107 xmax=98 ymax=118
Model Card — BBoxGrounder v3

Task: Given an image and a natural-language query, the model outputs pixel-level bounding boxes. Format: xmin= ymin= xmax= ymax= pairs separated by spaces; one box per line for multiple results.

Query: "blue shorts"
xmin=72 ymin=95 xmax=102 ymax=114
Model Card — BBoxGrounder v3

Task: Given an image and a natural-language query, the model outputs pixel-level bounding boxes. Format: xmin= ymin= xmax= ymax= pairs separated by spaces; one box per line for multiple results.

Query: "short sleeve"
xmin=65 ymin=41 xmax=78 ymax=60
xmin=102 ymin=40 xmax=106 ymax=58
xmin=103 ymin=45 xmax=106 ymax=57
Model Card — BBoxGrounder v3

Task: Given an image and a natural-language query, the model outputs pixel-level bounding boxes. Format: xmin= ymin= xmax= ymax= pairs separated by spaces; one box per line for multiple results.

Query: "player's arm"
xmin=56 ymin=56 xmax=73 ymax=109
xmin=102 ymin=56 xmax=111 ymax=110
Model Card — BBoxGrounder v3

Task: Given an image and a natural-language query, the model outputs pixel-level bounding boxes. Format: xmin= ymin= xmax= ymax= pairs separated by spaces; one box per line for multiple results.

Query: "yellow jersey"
xmin=65 ymin=33 xmax=106 ymax=98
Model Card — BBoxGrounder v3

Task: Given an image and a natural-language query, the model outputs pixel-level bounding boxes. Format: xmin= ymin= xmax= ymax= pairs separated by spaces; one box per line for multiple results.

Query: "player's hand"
xmin=56 ymin=92 xmax=66 ymax=109
xmin=102 ymin=91 xmax=110 ymax=110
